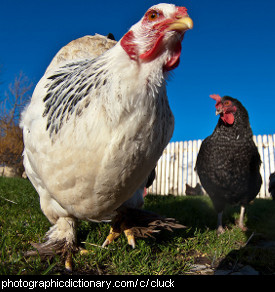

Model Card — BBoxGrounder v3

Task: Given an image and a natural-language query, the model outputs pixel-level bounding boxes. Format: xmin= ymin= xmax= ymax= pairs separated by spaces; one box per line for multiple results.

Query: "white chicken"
xmin=21 ymin=3 xmax=193 ymax=270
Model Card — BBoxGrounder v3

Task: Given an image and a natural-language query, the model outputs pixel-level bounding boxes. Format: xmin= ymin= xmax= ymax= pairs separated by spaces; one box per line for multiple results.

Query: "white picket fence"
xmin=148 ymin=134 xmax=275 ymax=198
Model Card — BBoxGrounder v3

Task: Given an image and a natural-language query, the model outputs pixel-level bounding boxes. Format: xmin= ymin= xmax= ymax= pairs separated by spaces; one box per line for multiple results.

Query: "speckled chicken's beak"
xmin=216 ymin=108 xmax=223 ymax=116
xmin=167 ymin=16 xmax=193 ymax=32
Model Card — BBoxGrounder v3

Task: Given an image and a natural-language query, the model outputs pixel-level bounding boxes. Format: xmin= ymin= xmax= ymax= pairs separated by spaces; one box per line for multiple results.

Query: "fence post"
xmin=268 ymin=135 xmax=275 ymax=174
xmin=169 ymin=142 xmax=175 ymax=194
xmin=256 ymin=135 xmax=265 ymax=198
xmin=262 ymin=135 xmax=270 ymax=197
xmin=178 ymin=141 xmax=183 ymax=195
xmin=173 ymin=142 xmax=179 ymax=195
xmin=192 ymin=139 xmax=198 ymax=187
xmin=183 ymin=141 xmax=188 ymax=195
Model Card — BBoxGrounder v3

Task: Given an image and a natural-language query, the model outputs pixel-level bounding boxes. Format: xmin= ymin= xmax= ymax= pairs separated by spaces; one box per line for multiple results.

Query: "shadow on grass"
xmin=145 ymin=194 xmax=218 ymax=230
xmin=245 ymin=199 xmax=275 ymax=239
xmin=144 ymin=195 xmax=275 ymax=236
xmin=143 ymin=194 xmax=217 ymax=242
xmin=216 ymin=199 xmax=275 ymax=274
xmin=143 ymin=195 xmax=275 ymax=274
xmin=217 ymin=242 xmax=275 ymax=274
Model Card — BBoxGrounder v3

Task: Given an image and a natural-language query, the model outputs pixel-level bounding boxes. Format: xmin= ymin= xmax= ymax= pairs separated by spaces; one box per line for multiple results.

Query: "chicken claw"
xmin=124 ymin=228 xmax=136 ymax=249
xmin=65 ymin=252 xmax=73 ymax=272
xmin=102 ymin=226 xmax=136 ymax=249
xmin=102 ymin=227 xmax=121 ymax=248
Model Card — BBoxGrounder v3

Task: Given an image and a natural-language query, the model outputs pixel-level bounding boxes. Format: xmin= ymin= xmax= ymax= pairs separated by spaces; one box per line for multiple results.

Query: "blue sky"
xmin=0 ymin=0 xmax=274 ymax=142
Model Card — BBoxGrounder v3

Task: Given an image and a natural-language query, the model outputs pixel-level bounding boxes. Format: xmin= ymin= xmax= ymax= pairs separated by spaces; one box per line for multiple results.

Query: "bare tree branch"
xmin=0 ymin=72 xmax=33 ymax=176
xmin=2 ymin=71 xmax=33 ymax=125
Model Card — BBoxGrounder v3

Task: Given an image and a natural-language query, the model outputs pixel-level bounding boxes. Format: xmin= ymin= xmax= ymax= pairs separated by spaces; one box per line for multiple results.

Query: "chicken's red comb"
xmin=210 ymin=94 xmax=222 ymax=102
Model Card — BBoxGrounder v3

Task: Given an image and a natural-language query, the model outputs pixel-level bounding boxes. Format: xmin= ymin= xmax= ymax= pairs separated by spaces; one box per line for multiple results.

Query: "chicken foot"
xmin=101 ymin=207 xmax=186 ymax=249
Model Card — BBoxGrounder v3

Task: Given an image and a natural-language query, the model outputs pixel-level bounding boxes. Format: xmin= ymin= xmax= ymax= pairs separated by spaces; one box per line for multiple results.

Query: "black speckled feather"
xmin=196 ymin=96 xmax=262 ymax=212
xmin=43 ymin=59 xmax=108 ymax=136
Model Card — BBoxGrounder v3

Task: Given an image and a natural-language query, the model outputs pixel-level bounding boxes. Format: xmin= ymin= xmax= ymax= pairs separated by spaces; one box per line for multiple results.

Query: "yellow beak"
xmin=167 ymin=16 xmax=193 ymax=32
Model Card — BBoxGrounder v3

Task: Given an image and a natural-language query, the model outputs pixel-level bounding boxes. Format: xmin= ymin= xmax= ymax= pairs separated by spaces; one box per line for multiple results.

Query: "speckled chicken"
xmin=196 ymin=94 xmax=262 ymax=234
xmin=20 ymin=3 xmax=192 ymax=270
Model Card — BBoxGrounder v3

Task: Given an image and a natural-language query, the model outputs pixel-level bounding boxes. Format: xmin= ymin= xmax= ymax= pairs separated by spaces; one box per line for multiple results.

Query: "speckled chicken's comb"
xmin=210 ymin=94 xmax=222 ymax=102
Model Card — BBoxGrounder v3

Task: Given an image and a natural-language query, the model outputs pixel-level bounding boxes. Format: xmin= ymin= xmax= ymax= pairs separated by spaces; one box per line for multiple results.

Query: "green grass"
xmin=1 ymin=177 xmax=275 ymax=275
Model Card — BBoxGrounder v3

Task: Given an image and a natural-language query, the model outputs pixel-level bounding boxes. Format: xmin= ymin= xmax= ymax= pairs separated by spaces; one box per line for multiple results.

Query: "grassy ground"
xmin=1 ymin=177 xmax=275 ymax=275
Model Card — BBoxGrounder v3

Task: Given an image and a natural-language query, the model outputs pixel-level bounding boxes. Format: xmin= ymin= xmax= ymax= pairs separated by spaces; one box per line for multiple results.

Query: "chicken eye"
xmin=223 ymin=100 xmax=231 ymax=106
xmin=147 ymin=10 xmax=160 ymax=21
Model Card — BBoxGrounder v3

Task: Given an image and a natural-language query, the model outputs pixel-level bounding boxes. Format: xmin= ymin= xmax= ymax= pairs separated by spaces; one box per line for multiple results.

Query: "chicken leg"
xmin=217 ymin=211 xmax=225 ymax=234
xmin=237 ymin=205 xmax=247 ymax=231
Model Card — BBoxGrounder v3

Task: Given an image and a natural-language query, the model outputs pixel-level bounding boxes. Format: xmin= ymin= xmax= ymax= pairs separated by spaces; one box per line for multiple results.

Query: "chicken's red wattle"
xmin=164 ymin=41 xmax=182 ymax=71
